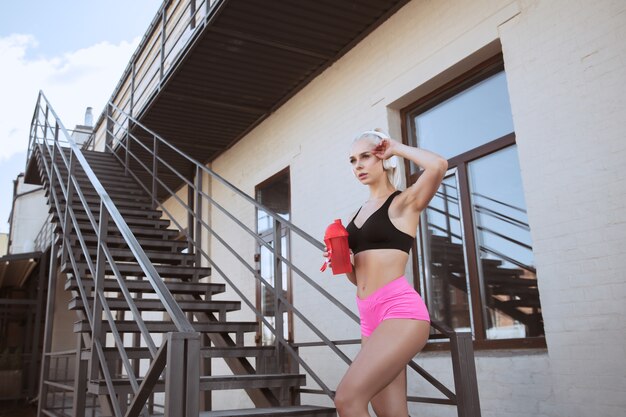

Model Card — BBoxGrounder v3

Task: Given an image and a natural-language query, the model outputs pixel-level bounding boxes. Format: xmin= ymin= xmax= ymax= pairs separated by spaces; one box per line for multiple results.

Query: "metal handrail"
xmin=29 ymin=91 xmax=199 ymax=417
xmin=36 ymin=91 xmax=194 ymax=333
xmin=104 ymin=116 xmax=349 ymax=398
xmin=33 ymin=103 xmax=142 ymax=417
xmin=103 ymin=103 xmax=481 ymax=413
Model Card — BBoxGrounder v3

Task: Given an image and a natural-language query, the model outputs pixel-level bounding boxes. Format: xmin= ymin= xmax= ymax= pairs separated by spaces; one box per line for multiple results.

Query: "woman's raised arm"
xmin=373 ymin=139 xmax=448 ymax=212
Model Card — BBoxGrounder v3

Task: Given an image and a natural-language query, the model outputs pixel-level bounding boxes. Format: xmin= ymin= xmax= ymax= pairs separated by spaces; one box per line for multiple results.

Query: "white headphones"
xmin=360 ymin=129 xmax=398 ymax=170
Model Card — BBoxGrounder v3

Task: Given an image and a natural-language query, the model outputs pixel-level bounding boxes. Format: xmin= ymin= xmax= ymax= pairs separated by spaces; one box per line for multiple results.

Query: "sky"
xmin=0 ymin=1 xmax=162 ymax=233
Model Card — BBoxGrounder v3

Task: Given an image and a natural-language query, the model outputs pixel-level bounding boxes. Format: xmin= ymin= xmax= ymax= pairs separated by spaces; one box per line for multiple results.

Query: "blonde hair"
xmin=353 ymin=128 xmax=404 ymax=189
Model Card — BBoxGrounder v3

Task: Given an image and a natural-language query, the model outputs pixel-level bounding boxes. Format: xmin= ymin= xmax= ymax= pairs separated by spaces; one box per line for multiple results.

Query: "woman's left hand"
xmin=372 ymin=138 xmax=397 ymax=161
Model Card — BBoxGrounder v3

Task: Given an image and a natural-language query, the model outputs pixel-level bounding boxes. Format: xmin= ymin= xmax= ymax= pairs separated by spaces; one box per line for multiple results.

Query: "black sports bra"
xmin=346 ymin=190 xmax=414 ymax=254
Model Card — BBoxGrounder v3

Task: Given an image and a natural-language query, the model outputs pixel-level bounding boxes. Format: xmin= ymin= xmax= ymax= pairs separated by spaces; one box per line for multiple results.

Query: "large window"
xmin=403 ymin=55 xmax=544 ymax=349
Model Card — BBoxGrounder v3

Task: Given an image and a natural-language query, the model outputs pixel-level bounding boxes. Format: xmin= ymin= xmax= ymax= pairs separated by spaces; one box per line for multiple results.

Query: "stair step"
xmin=77 ymin=180 xmax=145 ymax=194
xmin=58 ymin=226 xmax=179 ymax=244
xmin=72 ymin=246 xmax=195 ymax=266
xmin=41 ymin=163 xmax=140 ymax=185
xmin=74 ymin=320 xmax=257 ymax=334
xmin=55 ymin=204 xmax=163 ymax=219
xmin=52 ymin=195 xmax=153 ymax=210
xmin=45 ymin=181 xmax=150 ymax=200
xmin=65 ymin=277 xmax=224 ymax=296
xmin=42 ymin=176 xmax=132 ymax=193
xmin=45 ymin=189 xmax=152 ymax=210
xmin=43 ymin=155 xmax=126 ymax=171
xmin=200 ymin=406 xmax=336 ymax=417
xmin=82 ymin=150 xmax=124 ymax=161
xmin=48 ymin=168 xmax=141 ymax=188
xmin=62 ymin=261 xmax=210 ymax=280
xmin=87 ymin=374 xmax=306 ymax=394
xmin=69 ymin=297 xmax=240 ymax=314
xmin=84 ymin=346 xmax=275 ymax=360
xmin=203 ymin=346 xmax=276 ymax=358
xmin=53 ymin=211 xmax=170 ymax=228
xmin=57 ymin=222 xmax=179 ymax=240
xmin=85 ymin=163 xmax=129 ymax=173
xmin=62 ymin=234 xmax=189 ymax=252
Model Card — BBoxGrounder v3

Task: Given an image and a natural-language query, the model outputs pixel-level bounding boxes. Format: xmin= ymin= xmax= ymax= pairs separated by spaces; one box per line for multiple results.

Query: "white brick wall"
xmin=499 ymin=0 xmax=626 ymax=415
xmin=156 ymin=0 xmax=626 ymax=414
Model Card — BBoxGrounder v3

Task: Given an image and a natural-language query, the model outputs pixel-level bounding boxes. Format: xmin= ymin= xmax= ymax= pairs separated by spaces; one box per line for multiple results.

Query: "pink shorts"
xmin=356 ymin=276 xmax=430 ymax=337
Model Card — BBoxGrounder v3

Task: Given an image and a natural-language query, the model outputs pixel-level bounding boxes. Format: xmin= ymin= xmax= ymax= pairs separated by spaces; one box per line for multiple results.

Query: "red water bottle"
xmin=320 ymin=219 xmax=353 ymax=275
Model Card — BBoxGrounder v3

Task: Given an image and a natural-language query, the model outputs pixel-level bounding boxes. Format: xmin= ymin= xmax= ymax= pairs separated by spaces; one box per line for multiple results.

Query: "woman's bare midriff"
xmin=353 ymin=249 xmax=409 ymax=299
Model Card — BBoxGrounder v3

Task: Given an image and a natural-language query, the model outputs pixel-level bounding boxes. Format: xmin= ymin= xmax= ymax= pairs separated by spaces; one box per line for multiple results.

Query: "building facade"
xmin=186 ymin=1 xmax=626 ymax=415
xmin=11 ymin=0 xmax=626 ymax=416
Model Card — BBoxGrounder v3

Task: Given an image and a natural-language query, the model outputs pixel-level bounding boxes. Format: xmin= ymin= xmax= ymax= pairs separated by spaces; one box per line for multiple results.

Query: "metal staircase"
xmin=26 ymin=91 xmax=482 ymax=417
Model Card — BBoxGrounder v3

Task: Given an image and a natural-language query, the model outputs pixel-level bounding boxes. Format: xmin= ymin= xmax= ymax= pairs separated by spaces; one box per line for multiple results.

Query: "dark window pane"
xmin=421 ymin=172 xmax=473 ymax=332
xmin=256 ymin=174 xmax=290 ymax=233
xmin=410 ymin=71 xmax=514 ymax=163
xmin=467 ymin=144 xmax=543 ymax=339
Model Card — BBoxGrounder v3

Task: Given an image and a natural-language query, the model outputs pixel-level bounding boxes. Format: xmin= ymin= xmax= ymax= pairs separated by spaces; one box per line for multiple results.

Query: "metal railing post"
xmin=26 ymin=93 xmax=42 ymax=167
xmin=48 ymin=122 xmax=59 ymax=213
xmin=190 ymin=0 xmax=197 ymax=29
xmin=450 ymin=331 xmax=482 ymax=417
xmin=105 ymin=104 xmax=113 ymax=152
xmin=152 ymin=136 xmax=159 ymax=208
xmin=165 ymin=332 xmax=200 ymax=417
xmin=89 ymin=202 xmax=110 ymax=382
xmin=194 ymin=166 xmax=202 ymax=266
xmin=442 ymin=183 xmax=452 ymax=238
xmin=130 ymin=61 xmax=136 ymax=118
xmin=36 ymin=242 xmax=58 ymax=417
xmin=272 ymin=219 xmax=285 ymax=369
xmin=72 ymin=335 xmax=87 ymax=417
xmin=160 ymin=8 xmax=166 ymax=81
xmin=187 ymin=168 xmax=195 ymax=256
xmin=125 ymin=121 xmax=131 ymax=176
xmin=61 ymin=148 xmax=76 ymax=267
xmin=43 ymin=105 xmax=50 ymax=140
xmin=28 ymin=244 xmax=47 ymax=397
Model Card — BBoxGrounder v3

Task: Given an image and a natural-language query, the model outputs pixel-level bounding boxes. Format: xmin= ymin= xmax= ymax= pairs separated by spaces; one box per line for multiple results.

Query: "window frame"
xmin=400 ymin=53 xmax=546 ymax=351
xmin=254 ymin=167 xmax=294 ymax=345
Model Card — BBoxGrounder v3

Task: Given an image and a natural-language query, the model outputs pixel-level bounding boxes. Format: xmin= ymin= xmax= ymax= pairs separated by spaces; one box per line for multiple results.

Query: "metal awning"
xmin=0 ymin=252 xmax=42 ymax=289
xmin=114 ymin=0 xmax=409 ymax=198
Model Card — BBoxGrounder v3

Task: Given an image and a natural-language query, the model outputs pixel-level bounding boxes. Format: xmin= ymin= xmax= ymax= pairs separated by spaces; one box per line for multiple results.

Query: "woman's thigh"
xmin=371 ymin=367 xmax=408 ymax=417
xmin=336 ymin=319 xmax=430 ymax=409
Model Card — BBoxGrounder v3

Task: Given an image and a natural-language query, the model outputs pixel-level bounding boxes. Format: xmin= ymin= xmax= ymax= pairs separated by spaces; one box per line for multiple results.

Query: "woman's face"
xmin=349 ymin=138 xmax=384 ymax=184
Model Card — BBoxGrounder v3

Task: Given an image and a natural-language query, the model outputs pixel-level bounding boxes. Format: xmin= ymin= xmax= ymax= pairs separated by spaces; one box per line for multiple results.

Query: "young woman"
xmin=323 ymin=129 xmax=448 ymax=417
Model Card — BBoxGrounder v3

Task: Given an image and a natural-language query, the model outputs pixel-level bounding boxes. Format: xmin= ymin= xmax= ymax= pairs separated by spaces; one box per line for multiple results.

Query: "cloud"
xmin=0 ymin=33 xmax=140 ymax=161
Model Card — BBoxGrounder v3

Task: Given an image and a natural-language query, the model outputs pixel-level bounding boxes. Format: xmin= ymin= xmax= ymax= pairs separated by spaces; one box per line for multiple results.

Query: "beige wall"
xmin=9 ymin=175 xmax=48 ymax=254
xmin=204 ymin=0 xmax=533 ymax=413
xmin=158 ymin=0 xmax=626 ymax=415
xmin=499 ymin=1 xmax=626 ymax=416
xmin=50 ymin=269 xmax=75 ymax=353
xmin=0 ymin=233 xmax=7 ymax=257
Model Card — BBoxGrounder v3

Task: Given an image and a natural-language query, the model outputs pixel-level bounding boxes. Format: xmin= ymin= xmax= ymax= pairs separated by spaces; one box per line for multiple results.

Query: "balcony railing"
xmin=84 ymin=0 xmax=223 ymax=152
